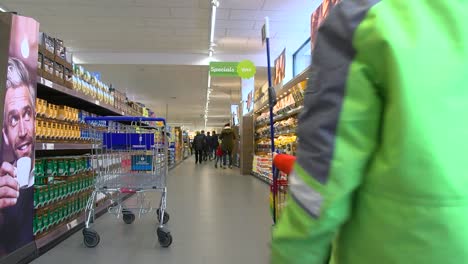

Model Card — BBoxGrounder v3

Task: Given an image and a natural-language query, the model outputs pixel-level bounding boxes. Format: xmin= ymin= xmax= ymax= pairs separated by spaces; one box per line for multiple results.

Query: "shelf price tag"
xmin=95 ymin=100 xmax=100 ymax=106
xmin=45 ymin=143 xmax=54 ymax=150
xmin=44 ymin=79 xmax=53 ymax=87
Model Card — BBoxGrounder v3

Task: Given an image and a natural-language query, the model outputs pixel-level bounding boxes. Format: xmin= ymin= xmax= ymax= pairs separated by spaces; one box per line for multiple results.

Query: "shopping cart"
xmin=270 ymin=168 xmax=289 ymax=223
xmin=82 ymin=116 xmax=172 ymax=248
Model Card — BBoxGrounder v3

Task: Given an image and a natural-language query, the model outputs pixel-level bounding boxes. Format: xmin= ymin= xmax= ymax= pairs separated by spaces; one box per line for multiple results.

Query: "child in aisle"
xmin=214 ymin=145 xmax=223 ymax=169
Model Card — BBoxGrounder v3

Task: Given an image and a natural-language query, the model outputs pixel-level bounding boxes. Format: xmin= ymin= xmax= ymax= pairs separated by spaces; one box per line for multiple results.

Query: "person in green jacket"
xmin=271 ymin=0 xmax=468 ymax=263
xmin=219 ymin=123 xmax=236 ymax=169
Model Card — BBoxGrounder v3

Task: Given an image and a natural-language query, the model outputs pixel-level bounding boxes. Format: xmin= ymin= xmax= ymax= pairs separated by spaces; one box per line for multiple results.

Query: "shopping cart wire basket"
xmin=82 ymin=116 xmax=172 ymax=248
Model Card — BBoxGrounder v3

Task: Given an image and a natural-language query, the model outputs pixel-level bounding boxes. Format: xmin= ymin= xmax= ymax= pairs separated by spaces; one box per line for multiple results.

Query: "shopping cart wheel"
xmin=122 ymin=210 xmax=135 ymax=224
xmin=157 ymin=227 xmax=173 ymax=248
xmin=83 ymin=228 xmax=100 ymax=248
xmin=157 ymin=209 xmax=170 ymax=224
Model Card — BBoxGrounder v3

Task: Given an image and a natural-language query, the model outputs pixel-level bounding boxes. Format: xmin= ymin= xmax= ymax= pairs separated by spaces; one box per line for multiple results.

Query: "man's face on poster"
xmin=3 ymin=85 xmax=34 ymax=160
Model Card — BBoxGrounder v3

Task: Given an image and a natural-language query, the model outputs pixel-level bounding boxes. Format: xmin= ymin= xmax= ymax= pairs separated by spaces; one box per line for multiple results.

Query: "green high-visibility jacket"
xmin=271 ymin=0 xmax=468 ymax=263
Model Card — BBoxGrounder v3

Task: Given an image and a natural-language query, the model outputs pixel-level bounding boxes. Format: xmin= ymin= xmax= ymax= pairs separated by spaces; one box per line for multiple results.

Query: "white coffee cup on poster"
xmin=16 ymin=157 xmax=32 ymax=189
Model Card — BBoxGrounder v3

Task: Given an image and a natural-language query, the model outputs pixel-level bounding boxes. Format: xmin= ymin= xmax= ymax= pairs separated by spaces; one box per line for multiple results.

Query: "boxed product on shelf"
xmin=72 ymin=65 xmax=114 ymax=105
xmin=43 ymin=56 xmax=54 ymax=76
xmin=64 ymin=67 xmax=73 ymax=88
xmin=37 ymin=53 xmax=43 ymax=72
xmin=54 ymin=38 xmax=66 ymax=59
xmin=252 ymin=155 xmax=273 ymax=182
xmin=43 ymin=33 xmax=55 ymax=54
xmin=54 ymin=62 xmax=64 ymax=83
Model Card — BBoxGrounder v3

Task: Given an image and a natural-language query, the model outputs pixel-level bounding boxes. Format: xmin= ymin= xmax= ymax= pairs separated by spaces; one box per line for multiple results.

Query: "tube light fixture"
xmin=208 ymin=0 xmax=219 ymax=57
xmin=0 ymin=5 xmax=8 ymax=12
xmin=205 ymin=0 xmax=219 ymax=128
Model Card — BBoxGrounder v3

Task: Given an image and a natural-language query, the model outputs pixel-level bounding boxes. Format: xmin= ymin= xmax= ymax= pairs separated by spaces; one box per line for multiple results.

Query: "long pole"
xmin=265 ymin=17 xmax=277 ymax=224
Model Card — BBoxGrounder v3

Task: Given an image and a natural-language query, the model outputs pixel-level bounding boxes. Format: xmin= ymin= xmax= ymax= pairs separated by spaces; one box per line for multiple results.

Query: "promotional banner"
xmin=0 ymin=13 xmax=39 ymax=258
xmin=274 ymin=49 xmax=286 ymax=86
xmin=241 ymin=78 xmax=255 ymax=116
xmin=311 ymin=0 xmax=341 ymax=50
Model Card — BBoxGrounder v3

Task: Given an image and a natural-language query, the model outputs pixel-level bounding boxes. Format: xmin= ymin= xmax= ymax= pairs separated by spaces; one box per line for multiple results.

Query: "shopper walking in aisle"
xmin=271 ymin=1 xmax=468 ymax=264
xmin=206 ymin=131 xmax=213 ymax=161
xmin=219 ymin=123 xmax=236 ymax=169
xmin=192 ymin=131 xmax=205 ymax=164
xmin=214 ymin=145 xmax=223 ymax=169
xmin=200 ymin=130 xmax=208 ymax=162
xmin=211 ymin=130 xmax=219 ymax=158
xmin=189 ymin=139 xmax=193 ymax=156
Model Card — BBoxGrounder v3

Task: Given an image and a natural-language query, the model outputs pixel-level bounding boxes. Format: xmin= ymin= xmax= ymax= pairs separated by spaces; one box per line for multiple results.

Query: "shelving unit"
xmin=32 ymin=53 xmax=152 ymax=252
xmin=35 ymin=142 xmax=95 ymax=151
xmin=251 ymin=171 xmax=273 ymax=184
xmin=38 ymin=76 xmax=125 ymax=116
xmin=251 ymin=67 xmax=311 ymax=183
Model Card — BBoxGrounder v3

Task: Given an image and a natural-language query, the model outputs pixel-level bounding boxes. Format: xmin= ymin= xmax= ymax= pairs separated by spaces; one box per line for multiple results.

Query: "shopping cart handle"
xmin=84 ymin=116 xmax=166 ymax=125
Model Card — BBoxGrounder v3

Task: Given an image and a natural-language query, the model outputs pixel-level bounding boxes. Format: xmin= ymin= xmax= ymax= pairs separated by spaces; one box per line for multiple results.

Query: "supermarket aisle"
xmin=33 ymin=158 xmax=272 ymax=264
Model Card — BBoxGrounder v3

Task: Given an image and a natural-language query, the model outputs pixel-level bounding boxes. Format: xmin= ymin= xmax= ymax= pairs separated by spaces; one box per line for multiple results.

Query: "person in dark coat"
xmin=192 ymin=131 xmax=206 ymax=164
xmin=211 ymin=131 xmax=219 ymax=158
xmin=219 ymin=123 xmax=236 ymax=169
xmin=200 ymin=130 xmax=208 ymax=162
xmin=205 ymin=132 xmax=213 ymax=161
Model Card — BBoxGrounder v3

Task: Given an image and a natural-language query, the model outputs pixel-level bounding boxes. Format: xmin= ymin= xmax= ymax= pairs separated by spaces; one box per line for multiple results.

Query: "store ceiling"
xmin=1 ymin=0 xmax=319 ymax=129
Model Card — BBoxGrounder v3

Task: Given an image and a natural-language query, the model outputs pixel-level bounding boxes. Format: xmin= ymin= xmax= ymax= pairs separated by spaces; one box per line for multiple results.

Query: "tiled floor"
xmin=32 ymin=157 xmax=272 ymax=264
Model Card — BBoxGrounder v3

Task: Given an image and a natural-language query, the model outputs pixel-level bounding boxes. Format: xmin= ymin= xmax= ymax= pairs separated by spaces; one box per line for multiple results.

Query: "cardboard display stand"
xmin=0 ymin=12 xmax=39 ymax=264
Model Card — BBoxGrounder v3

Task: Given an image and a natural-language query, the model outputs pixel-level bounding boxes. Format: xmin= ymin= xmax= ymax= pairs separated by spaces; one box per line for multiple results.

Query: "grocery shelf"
xmin=35 ymin=198 xmax=112 ymax=250
xmin=274 ymin=106 xmax=303 ymax=122
xmin=256 ymin=106 xmax=304 ymax=127
xmin=35 ymin=142 xmax=96 ymax=150
xmin=251 ymin=171 xmax=272 ymax=185
xmin=34 ymin=162 xmax=179 ymax=252
xmin=254 ymin=67 xmax=311 ymax=114
xmin=256 ymin=129 xmax=297 ymax=140
xmin=34 ymin=186 xmax=93 ymax=210
xmin=37 ymin=76 xmax=125 ymax=116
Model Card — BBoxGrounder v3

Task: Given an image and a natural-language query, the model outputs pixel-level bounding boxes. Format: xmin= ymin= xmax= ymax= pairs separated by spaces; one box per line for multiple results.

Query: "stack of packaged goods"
xmin=252 ymin=155 xmax=273 ymax=182
xmin=168 ymin=143 xmax=176 ymax=168
xmin=167 ymin=127 xmax=176 ymax=167
xmin=33 ymin=156 xmax=94 ymax=236
xmin=38 ymin=33 xmax=73 ymax=89
xmin=110 ymin=87 xmax=134 ymax=115
xmin=79 ymin=111 xmax=107 ymax=141
xmin=72 ymin=65 xmax=114 ymax=106
xmin=35 ymin=98 xmax=105 ymax=143
xmin=128 ymin=101 xmax=145 ymax=116
xmin=36 ymin=98 xmax=81 ymax=141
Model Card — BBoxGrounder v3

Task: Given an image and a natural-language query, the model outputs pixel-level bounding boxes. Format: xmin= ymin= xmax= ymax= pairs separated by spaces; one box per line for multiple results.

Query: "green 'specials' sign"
xmin=209 ymin=62 xmax=239 ymax=77
xmin=209 ymin=60 xmax=256 ymax=79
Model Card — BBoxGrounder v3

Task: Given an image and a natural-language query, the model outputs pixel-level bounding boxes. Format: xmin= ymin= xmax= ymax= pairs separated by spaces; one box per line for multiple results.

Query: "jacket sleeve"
xmin=271 ymin=2 xmax=382 ymax=264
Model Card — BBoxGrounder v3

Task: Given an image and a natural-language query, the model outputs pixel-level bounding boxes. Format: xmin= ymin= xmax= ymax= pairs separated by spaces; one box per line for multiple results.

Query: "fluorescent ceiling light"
xmin=208 ymin=0 xmax=219 ymax=57
xmin=0 ymin=6 xmax=8 ymax=12
xmin=210 ymin=8 xmax=217 ymax=42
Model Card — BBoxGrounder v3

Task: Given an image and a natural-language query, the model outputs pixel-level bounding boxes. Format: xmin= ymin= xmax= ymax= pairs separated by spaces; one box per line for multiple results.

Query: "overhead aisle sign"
xmin=209 ymin=60 xmax=256 ymax=79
